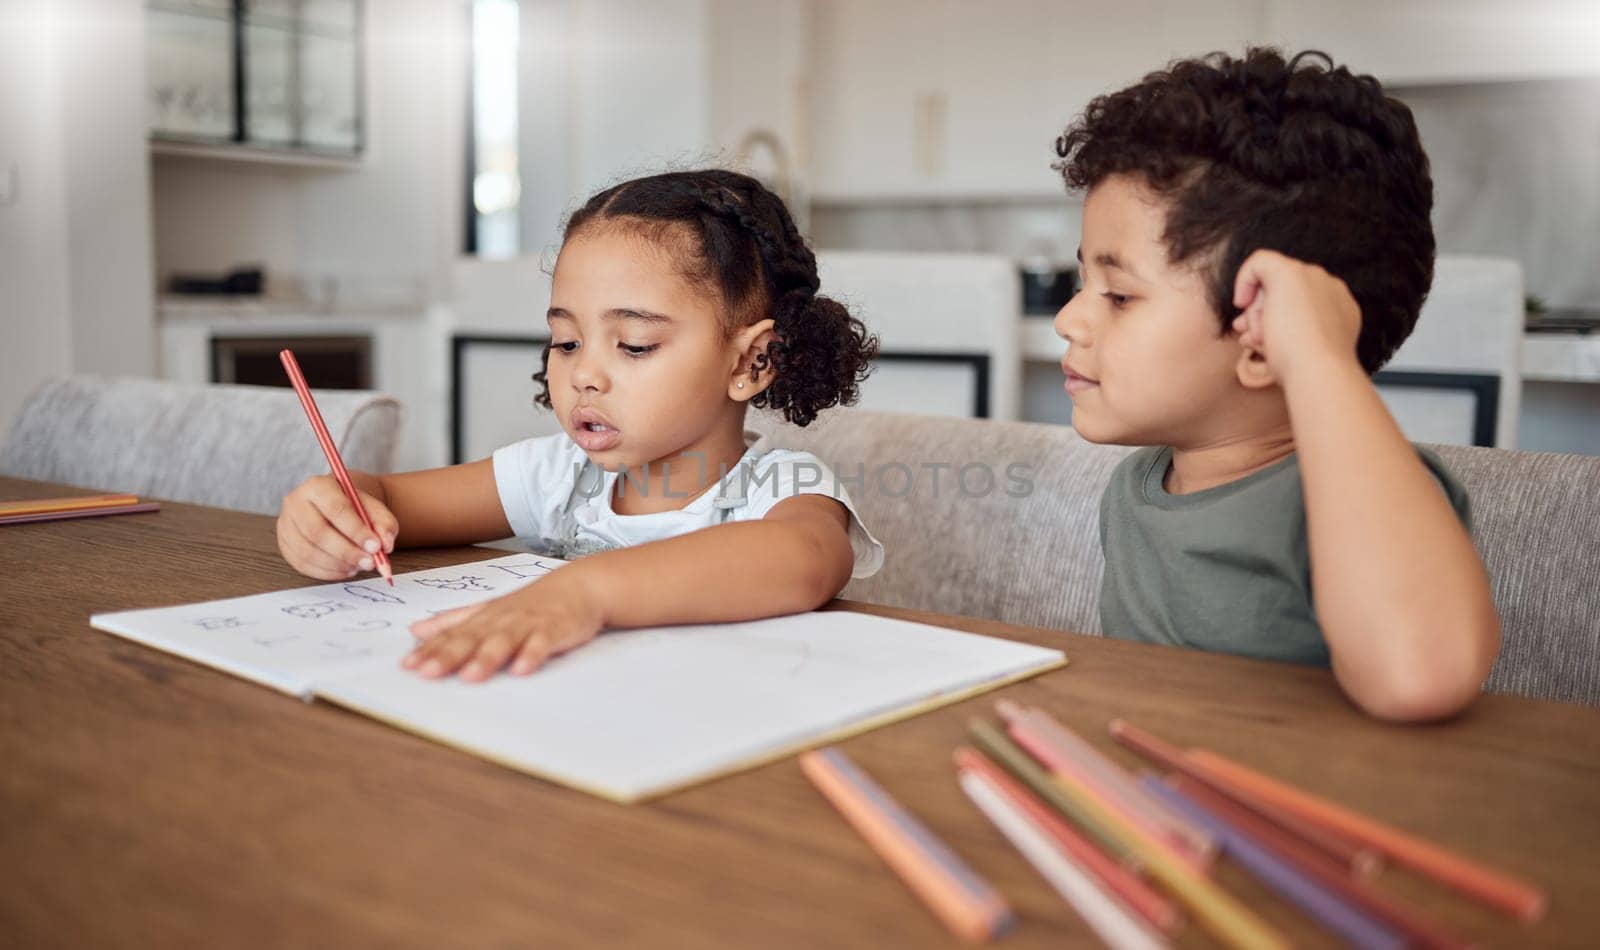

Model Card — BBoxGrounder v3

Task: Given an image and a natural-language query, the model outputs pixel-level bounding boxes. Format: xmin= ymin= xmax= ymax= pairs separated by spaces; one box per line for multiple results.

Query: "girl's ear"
xmin=729 ymin=318 xmax=778 ymax=402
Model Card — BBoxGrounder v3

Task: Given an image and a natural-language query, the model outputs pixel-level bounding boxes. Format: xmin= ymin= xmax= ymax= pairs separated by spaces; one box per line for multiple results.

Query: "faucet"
xmin=733 ymin=127 xmax=808 ymax=236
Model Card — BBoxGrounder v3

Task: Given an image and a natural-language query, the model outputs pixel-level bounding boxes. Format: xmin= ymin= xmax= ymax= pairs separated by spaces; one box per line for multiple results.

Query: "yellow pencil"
xmin=0 ymin=494 xmax=139 ymax=517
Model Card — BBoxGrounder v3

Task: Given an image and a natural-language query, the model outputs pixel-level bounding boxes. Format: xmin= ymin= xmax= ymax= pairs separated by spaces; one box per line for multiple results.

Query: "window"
xmin=467 ymin=0 xmax=521 ymax=258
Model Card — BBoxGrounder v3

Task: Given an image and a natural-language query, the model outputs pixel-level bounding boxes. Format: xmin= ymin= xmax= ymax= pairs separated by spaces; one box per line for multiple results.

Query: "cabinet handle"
xmin=914 ymin=92 xmax=947 ymax=178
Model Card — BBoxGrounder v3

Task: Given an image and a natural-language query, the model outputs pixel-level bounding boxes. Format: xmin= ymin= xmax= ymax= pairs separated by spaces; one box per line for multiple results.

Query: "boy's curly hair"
xmin=533 ymin=169 xmax=878 ymax=427
xmin=1055 ymin=47 xmax=1434 ymax=374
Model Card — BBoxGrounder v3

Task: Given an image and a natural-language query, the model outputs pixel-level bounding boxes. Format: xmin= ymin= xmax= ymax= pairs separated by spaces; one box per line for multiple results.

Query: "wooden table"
xmin=3 ymin=477 xmax=1597 ymax=949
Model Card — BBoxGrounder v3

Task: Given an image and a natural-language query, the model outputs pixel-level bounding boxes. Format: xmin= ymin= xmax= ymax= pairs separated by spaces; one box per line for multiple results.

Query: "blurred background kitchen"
xmin=3 ymin=0 xmax=1597 ymax=472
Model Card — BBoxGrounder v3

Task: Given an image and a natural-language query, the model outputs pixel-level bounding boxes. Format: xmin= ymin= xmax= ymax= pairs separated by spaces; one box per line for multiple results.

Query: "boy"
xmin=1052 ymin=48 xmax=1499 ymax=721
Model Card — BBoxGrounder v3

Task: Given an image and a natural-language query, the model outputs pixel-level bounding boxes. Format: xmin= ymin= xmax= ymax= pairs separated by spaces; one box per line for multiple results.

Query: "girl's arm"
xmin=574 ymin=494 xmax=854 ymax=626
xmin=354 ymin=459 xmax=512 ymax=548
xmin=402 ymin=494 xmax=856 ymax=681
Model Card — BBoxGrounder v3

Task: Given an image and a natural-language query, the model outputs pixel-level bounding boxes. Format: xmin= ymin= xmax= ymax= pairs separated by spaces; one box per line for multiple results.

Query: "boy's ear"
xmin=1233 ymin=333 xmax=1279 ymax=390
xmin=729 ymin=318 xmax=778 ymax=402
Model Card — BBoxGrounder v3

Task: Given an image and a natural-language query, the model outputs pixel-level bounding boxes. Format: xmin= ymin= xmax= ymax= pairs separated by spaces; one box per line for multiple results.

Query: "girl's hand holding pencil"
xmin=276 ymin=474 xmax=399 ymax=581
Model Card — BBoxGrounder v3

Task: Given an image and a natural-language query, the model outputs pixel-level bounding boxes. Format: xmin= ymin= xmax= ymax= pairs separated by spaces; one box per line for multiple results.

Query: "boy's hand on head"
xmin=403 ymin=570 xmax=606 ymax=682
xmin=276 ymin=475 xmax=398 ymax=580
xmin=1231 ymin=249 xmax=1363 ymax=386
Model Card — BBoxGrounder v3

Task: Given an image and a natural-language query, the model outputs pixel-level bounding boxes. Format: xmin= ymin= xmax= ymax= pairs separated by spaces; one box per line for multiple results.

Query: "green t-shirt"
xmin=1098 ymin=445 xmax=1471 ymax=666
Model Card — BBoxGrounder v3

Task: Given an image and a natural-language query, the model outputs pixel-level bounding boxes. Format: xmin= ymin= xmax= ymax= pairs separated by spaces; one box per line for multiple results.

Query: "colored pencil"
xmin=955 ymin=747 xmax=1183 ymax=934
xmin=0 ymin=494 xmax=139 ymax=516
xmin=998 ymin=701 xmax=1217 ymax=869
xmin=969 ymin=719 xmax=1142 ymax=869
xmin=1165 ymin=775 xmax=1475 ymax=950
xmin=279 ymin=348 xmax=393 ymax=585
xmin=1109 ymin=720 xmax=1381 ymax=877
xmin=1142 ymin=777 xmax=1410 ymax=950
xmin=1191 ymin=749 xmax=1548 ymax=924
xmin=960 ymin=770 xmax=1169 ymax=950
xmin=0 ymin=502 xmax=160 ymax=526
xmin=970 ymin=720 xmax=1290 ymax=950
xmin=800 ymin=748 xmax=1014 ymax=942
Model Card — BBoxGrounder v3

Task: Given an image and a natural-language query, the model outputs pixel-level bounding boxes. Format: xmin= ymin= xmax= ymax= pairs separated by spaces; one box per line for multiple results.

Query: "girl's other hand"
xmin=276 ymin=475 xmax=398 ymax=580
xmin=403 ymin=571 xmax=606 ymax=682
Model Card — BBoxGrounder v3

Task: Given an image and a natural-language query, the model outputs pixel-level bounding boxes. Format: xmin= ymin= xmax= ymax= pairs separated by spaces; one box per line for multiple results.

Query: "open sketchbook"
xmin=90 ymin=555 xmax=1066 ymax=803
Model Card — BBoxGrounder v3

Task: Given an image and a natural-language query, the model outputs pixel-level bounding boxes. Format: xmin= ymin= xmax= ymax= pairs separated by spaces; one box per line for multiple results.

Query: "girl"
xmin=276 ymin=169 xmax=884 ymax=682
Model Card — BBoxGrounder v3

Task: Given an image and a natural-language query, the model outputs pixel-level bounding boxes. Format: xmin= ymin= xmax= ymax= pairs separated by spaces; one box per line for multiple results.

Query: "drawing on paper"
xmin=191 ymin=616 xmax=250 ymax=631
xmin=283 ymin=600 xmax=358 ymax=620
xmin=416 ymin=575 xmax=495 ymax=592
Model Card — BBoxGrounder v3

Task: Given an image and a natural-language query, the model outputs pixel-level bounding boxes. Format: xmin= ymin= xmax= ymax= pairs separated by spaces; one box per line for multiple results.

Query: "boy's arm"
xmin=403 ymin=494 xmax=856 ymax=680
xmin=1234 ymin=251 xmax=1500 ymax=722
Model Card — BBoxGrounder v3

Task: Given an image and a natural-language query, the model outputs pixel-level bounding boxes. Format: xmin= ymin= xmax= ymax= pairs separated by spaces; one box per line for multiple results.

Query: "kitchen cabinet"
xmin=806 ymin=0 xmax=1598 ymax=202
xmin=807 ymin=0 xmax=945 ymax=201
xmin=146 ymin=0 xmax=364 ymax=161
xmin=807 ymin=0 xmax=1265 ymax=201
xmin=1260 ymin=0 xmax=1600 ymax=86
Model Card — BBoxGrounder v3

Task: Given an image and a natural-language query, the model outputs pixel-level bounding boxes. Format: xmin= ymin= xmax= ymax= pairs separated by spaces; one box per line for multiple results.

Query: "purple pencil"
xmin=1140 ymin=776 xmax=1405 ymax=950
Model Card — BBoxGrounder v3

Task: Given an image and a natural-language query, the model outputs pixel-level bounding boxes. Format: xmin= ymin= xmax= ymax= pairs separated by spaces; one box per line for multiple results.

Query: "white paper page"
xmin=89 ymin=555 xmax=568 ymax=697
xmin=317 ymin=611 xmax=1065 ymax=802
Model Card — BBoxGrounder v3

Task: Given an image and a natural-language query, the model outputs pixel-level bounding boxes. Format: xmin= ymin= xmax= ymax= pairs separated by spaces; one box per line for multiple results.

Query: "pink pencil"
xmin=279 ymin=349 xmax=393 ymax=585
xmin=998 ymin=701 xmax=1217 ymax=870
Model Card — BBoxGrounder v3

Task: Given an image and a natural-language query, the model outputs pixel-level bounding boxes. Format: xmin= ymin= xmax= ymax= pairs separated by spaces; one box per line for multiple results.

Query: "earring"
xmin=736 ymin=382 xmax=745 ymax=389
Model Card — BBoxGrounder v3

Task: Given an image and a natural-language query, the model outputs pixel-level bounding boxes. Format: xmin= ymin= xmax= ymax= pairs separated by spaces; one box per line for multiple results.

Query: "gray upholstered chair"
xmin=1430 ymin=444 xmax=1600 ymax=704
xmin=0 ymin=375 xmax=402 ymax=516
xmin=769 ymin=410 xmax=1600 ymax=706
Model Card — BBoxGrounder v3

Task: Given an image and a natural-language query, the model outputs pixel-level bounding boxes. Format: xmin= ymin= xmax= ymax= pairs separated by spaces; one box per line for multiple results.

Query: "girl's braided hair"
xmin=533 ymin=169 xmax=877 ymax=426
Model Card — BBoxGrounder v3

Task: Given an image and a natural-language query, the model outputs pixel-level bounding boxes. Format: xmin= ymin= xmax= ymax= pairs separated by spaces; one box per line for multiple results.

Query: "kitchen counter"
xmin=1023 ymin=315 xmax=1600 ymax=385
xmin=158 ymin=295 xmax=427 ymax=324
xmin=1523 ymin=332 xmax=1600 ymax=383
xmin=154 ymin=298 xmax=445 ymax=472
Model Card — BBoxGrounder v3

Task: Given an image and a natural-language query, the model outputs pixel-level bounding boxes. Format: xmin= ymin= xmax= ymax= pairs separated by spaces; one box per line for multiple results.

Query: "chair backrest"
xmin=1428 ymin=443 xmax=1600 ymax=704
xmin=0 ymin=375 xmax=402 ymax=516
xmin=765 ymin=409 xmax=1131 ymax=636
xmin=772 ymin=410 xmax=1600 ymax=705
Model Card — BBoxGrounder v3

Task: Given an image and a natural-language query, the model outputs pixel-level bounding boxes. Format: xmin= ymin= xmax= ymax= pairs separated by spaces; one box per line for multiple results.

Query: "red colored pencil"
xmin=1192 ymin=750 xmax=1547 ymax=924
xmin=279 ymin=349 xmax=393 ymax=585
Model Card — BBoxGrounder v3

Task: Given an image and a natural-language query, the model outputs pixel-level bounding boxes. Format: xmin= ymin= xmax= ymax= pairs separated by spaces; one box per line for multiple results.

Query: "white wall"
xmin=0 ymin=0 xmax=155 ymax=444
xmin=0 ymin=0 xmax=74 ymax=443
xmin=513 ymin=0 xmax=713 ymax=262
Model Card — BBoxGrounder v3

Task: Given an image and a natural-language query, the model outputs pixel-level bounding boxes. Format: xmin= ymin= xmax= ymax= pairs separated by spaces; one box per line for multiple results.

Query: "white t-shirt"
xmin=491 ymin=430 xmax=885 ymax=579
